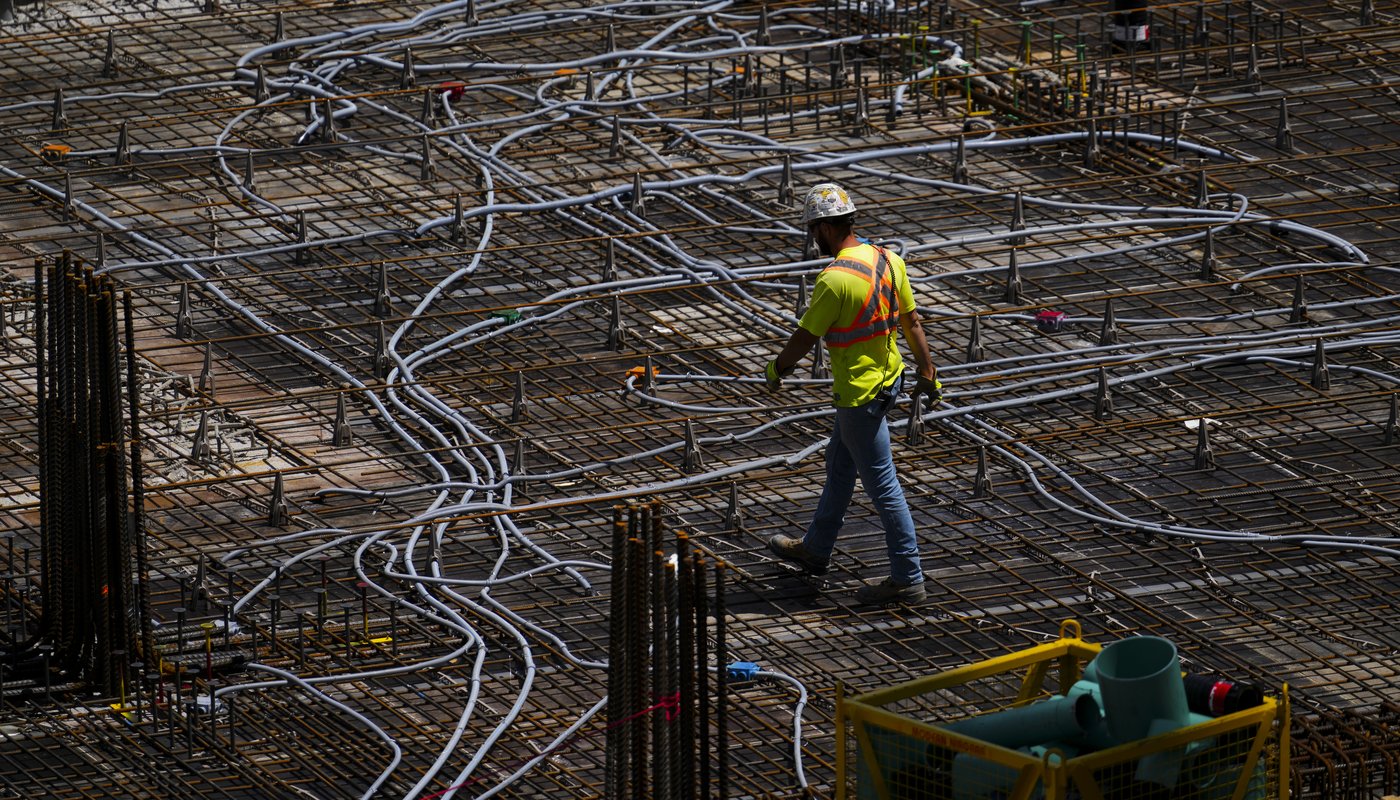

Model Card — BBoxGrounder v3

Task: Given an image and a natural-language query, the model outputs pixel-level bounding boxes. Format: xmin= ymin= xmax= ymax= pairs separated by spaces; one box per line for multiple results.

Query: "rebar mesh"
xmin=0 ymin=0 xmax=1397 ymax=796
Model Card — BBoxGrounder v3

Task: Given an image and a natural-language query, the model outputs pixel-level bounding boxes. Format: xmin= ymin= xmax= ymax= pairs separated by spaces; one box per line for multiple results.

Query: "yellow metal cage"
xmin=836 ymin=620 xmax=1290 ymax=800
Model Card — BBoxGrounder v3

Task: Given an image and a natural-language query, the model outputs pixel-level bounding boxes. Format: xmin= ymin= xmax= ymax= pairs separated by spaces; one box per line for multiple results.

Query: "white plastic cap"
xmin=801 ymin=183 xmax=857 ymax=225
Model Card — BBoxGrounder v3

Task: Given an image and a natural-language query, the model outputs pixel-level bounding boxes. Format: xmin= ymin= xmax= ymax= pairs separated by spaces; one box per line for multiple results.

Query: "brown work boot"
xmin=854 ymin=577 xmax=927 ymax=605
xmin=767 ymin=534 xmax=829 ymax=576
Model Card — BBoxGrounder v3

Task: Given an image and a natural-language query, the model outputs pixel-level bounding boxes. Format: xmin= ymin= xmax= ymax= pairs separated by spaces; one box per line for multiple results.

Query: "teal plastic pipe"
xmin=1088 ymin=637 xmax=1202 ymax=789
xmin=1093 ymin=636 xmax=1190 ymax=743
xmin=942 ymin=692 xmax=1101 ymax=749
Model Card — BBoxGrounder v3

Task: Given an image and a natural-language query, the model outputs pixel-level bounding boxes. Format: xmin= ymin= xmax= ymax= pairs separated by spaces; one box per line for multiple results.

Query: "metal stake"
xmin=1194 ymin=420 xmax=1216 ymax=470
xmin=112 ymin=120 xmax=130 ymax=166
xmin=1275 ymin=96 xmax=1293 ymax=151
xmin=511 ymin=371 xmax=527 ymax=423
xmin=400 ymin=47 xmax=416 ymax=89
xmin=1200 ymin=226 xmax=1217 ymax=280
xmin=373 ymin=261 xmax=393 ymax=318
xmin=1009 ymin=191 xmax=1026 ymax=245
xmin=966 ymin=315 xmax=983 ymax=363
xmin=724 ymin=481 xmax=742 ymax=530
xmin=1098 ymin=298 xmax=1119 ymax=346
xmin=1309 ymin=338 xmax=1329 ymax=391
xmin=332 ymin=386 xmax=352 ymax=446
xmin=972 ymin=446 xmax=993 ymax=497
xmin=1289 ymin=273 xmax=1307 ymax=324
xmin=682 ymin=419 xmax=703 ymax=473
xmin=268 ymin=473 xmax=287 ymax=526
xmin=630 ymin=173 xmax=646 ymax=217
xmin=1003 ymin=248 xmax=1022 ymax=304
xmin=102 ymin=30 xmax=118 ymax=77
xmin=1093 ymin=367 xmax=1114 ymax=420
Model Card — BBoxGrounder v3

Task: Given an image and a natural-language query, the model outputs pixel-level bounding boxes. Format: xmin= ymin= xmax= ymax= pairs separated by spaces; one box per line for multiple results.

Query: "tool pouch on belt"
xmin=869 ymin=373 xmax=904 ymax=417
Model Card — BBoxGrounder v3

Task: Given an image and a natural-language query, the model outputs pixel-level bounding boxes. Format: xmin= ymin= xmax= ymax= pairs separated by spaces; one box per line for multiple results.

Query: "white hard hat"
xmin=801 ymin=183 xmax=857 ymax=225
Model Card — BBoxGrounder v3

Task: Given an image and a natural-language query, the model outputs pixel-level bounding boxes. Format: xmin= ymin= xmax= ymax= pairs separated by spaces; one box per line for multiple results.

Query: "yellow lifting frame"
xmin=836 ymin=620 xmax=1291 ymax=800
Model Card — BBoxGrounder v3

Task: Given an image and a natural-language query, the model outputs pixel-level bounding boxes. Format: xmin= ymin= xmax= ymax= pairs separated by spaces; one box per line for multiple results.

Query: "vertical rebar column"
xmin=648 ymin=504 xmax=669 ymax=797
xmin=675 ymin=533 xmax=696 ymax=800
xmin=98 ymin=279 xmax=128 ymax=694
xmin=43 ymin=256 xmax=67 ymax=660
xmin=606 ymin=506 xmax=628 ymax=797
xmin=627 ymin=509 xmax=641 ymax=795
xmin=72 ymin=258 xmax=96 ymax=675
xmin=715 ymin=560 xmax=729 ymax=800
xmin=84 ymin=273 xmax=107 ymax=687
xmin=693 ymin=552 xmax=710 ymax=799
xmin=630 ymin=507 xmax=644 ymax=795
xmin=122 ymin=289 xmax=155 ymax=666
xmin=32 ymin=258 xmax=47 ymax=649
xmin=664 ymin=557 xmax=681 ymax=800
xmin=628 ymin=531 xmax=649 ymax=798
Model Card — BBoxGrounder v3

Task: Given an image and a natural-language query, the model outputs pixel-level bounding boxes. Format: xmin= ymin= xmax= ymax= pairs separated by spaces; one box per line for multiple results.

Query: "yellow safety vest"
xmin=822 ymin=247 xmax=897 ymax=349
xmin=799 ymin=244 xmax=911 ymax=407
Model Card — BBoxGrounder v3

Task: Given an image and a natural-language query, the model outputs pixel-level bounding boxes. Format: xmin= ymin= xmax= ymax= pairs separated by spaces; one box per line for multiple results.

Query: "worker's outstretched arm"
xmin=774 ymin=327 xmax=820 ymax=374
xmin=899 ymin=310 xmax=936 ymax=380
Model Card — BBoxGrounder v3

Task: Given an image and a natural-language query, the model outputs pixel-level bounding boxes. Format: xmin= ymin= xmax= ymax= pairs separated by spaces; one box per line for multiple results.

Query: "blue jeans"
xmin=802 ymin=377 xmax=925 ymax=585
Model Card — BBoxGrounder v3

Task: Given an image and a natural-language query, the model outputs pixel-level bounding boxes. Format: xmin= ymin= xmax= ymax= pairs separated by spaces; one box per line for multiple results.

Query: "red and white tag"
xmin=1112 ymin=24 xmax=1151 ymax=42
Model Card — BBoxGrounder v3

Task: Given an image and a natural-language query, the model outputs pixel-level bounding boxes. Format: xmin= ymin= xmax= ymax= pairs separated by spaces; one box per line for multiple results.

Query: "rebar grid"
xmin=0 ymin=0 xmax=1398 ymax=797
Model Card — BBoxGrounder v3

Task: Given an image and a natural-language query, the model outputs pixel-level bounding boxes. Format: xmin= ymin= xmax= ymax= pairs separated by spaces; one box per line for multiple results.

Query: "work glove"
xmin=764 ymin=360 xmax=793 ymax=391
xmin=914 ymin=374 xmax=943 ymax=408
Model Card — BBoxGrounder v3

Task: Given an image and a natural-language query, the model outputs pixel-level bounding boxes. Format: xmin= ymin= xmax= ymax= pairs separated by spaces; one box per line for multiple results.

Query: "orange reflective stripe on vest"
xmin=823 ymin=248 xmax=897 ymax=348
xmin=823 ymin=258 xmax=874 ymax=281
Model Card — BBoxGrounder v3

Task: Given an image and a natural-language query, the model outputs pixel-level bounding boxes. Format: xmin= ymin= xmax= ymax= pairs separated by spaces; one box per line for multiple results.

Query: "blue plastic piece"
xmin=727 ymin=661 xmax=760 ymax=681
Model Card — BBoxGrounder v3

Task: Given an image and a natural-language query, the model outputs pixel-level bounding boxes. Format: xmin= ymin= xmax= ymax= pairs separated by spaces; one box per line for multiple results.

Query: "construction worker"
xmin=764 ymin=183 xmax=940 ymax=605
